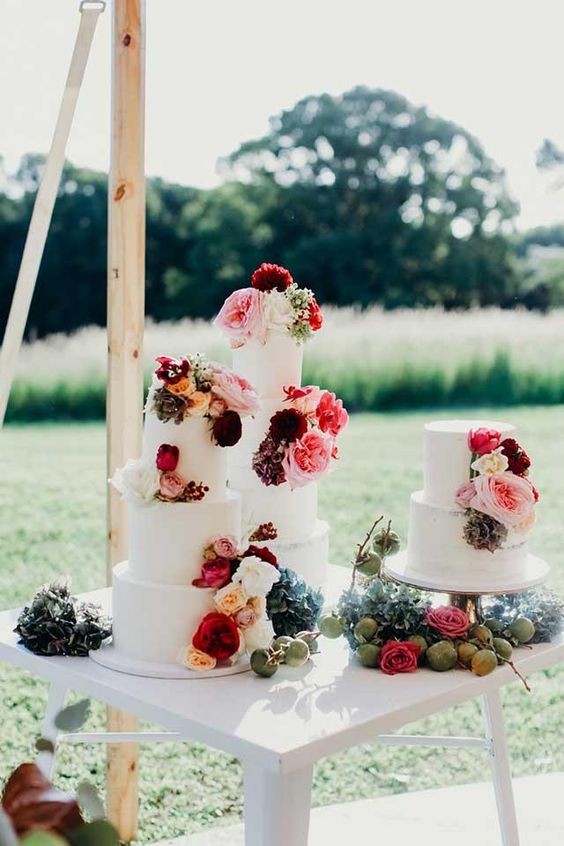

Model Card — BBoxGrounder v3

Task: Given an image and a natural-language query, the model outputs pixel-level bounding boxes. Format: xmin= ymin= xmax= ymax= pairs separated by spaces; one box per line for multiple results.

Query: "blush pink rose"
xmin=159 ymin=471 xmax=185 ymax=500
xmin=315 ymin=391 xmax=349 ymax=437
xmin=455 ymin=480 xmax=477 ymax=509
xmin=211 ymin=365 xmax=260 ymax=416
xmin=470 ymin=471 xmax=536 ymax=528
xmin=233 ymin=605 xmax=259 ymax=628
xmin=467 ymin=427 xmax=502 ymax=456
xmin=283 ymin=384 xmax=324 ymax=417
xmin=212 ymin=536 xmax=239 ymax=558
xmin=214 ymin=288 xmax=266 ymax=345
xmin=281 ymin=430 xmax=333 ymax=490
xmin=426 ymin=606 xmax=470 ymax=638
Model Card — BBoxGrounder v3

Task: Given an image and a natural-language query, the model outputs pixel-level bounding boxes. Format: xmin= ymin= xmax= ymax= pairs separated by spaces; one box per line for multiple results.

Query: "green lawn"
xmin=1 ymin=409 xmax=563 ymax=842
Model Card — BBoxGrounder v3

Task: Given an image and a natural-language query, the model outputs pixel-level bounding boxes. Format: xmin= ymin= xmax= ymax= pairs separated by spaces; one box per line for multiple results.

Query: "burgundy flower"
xmin=192 ymin=558 xmax=232 ymax=589
xmin=243 ymin=544 xmax=278 ymax=568
xmin=1 ymin=762 xmax=83 ymax=838
xmin=155 ymin=355 xmax=191 ymax=385
xmin=379 ymin=641 xmax=420 ymax=675
xmin=268 ymin=408 xmax=308 ymax=444
xmin=252 ymin=435 xmax=287 ymax=486
xmin=251 ymin=262 xmax=293 ymax=292
xmin=192 ymin=612 xmax=240 ymax=660
xmin=211 ymin=411 xmax=242 ymax=447
xmin=308 ymin=296 xmax=323 ymax=330
xmin=425 ymin=606 xmax=469 ymax=639
xmin=156 ymin=443 xmax=179 ymax=471
xmin=501 ymin=438 xmax=531 ymax=476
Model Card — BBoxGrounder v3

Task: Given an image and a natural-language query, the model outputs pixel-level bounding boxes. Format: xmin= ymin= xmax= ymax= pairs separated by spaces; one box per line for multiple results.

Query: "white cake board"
xmin=90 ymin=642 xmax=250 ymax=680
xmin=384 ymin=550 xmax=550 ymax=596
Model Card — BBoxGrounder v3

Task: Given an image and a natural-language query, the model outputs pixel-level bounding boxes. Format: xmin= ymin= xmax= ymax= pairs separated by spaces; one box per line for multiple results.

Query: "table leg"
xmin=243 ymin=761 xmax=313 ymax=846
xmin=37 ymin=682 xmax=68 ymax=778
xmin=481 ymin=690 xmax=520 ymax=846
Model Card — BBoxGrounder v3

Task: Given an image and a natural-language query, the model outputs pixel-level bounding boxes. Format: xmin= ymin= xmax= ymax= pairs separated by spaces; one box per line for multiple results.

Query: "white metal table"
xmin=1 ymin=587 xmax=562 ymax=846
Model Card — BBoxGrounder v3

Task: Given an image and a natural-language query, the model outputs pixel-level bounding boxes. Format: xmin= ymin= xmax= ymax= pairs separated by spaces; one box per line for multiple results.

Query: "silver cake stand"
xmin=384 ymin=551 xmax=551 ymax=624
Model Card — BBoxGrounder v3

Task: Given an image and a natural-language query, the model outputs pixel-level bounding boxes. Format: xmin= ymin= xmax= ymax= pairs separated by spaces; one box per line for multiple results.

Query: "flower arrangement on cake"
xmin=252 ymin=385 xmax=348 ymax=489
xmin=112 ymin=442 xmax=210 ymax=505
xmin=214 ymin=262 xmax=323 ymax=347
xmin=455 ymin=427 xmax=539 ymax=552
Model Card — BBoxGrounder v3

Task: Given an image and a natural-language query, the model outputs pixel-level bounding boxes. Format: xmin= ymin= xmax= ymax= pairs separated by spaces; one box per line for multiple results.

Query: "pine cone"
xmin=463 ymin=509 xmax=508 ymax=553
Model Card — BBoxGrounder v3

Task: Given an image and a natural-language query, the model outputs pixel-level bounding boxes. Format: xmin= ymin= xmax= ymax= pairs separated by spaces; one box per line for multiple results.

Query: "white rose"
xmin=243 ymin=618 xmax=275 ymax=654
xmin=111 ymin=458 xmax=160 ymax=506
xmin=263 ymin=290 xmax=295 ymax=332
xmin=232 ymin=556 xmax=280 ymax=597
xmin=471 ymin=447 xmax=509 ymax=477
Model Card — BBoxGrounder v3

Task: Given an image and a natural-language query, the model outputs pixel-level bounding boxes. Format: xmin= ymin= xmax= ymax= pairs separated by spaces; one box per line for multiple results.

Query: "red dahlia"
xmin=192 ymin=612 xmax=240 ymax=660
xmin=155 ymin=355 xmax=191 ymax=385
xmin=243 ymin=544 xmax=278 ymax=568
xmin=212 ymin=410 xmax=242 ymax=447
xmin=268 ymin=408 xmax=308 ymax=444
xmin=251 ymin=262 xmax=293 ymax=292
xmin=501 ymin=438 xmax=531 ymax=476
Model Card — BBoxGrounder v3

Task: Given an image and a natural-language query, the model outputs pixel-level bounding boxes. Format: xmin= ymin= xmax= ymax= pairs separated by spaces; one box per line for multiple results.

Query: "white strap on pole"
xmin=0 ymin=0 xmax=105 ymax=427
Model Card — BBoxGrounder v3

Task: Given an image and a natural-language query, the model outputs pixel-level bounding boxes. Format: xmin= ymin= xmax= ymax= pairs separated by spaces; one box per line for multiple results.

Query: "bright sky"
xmin=1 ymin=0 xmax=563 ymax=230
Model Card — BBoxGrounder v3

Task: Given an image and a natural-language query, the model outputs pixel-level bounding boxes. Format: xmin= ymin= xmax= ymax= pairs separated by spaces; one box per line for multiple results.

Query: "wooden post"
xmin=106 ymin=0 xmax=146 ymax=840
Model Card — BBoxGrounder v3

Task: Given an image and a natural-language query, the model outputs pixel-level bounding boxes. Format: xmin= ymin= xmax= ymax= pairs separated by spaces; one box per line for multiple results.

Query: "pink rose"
xmin=468 ymin=427 xmax=502 ymax=456
xmin=315 ymin=391 xmax=349 ymax=437
xmin=283 ymin=384 xmax=324 ymax=417
xmin=214 ymin=288 xmax=266 ymax=345
xmin=470 ymin=471 xmax=536 ymax=528
xmin=159 ymin=472 xmax=185 ymax=500
xmin=192 ymin=557 xmax=232 ymax=589
xmin=455 ymin=480 xmax=476 ymax=509
xmin=208 ymin=397 xmax=227 ymax=418
xmin=233 ymin=604 xmax=259 ymax=628
xmin=212 ymin=536 xmax=239 ymax=558
xmin=281 ymin=430 xmax=333 ymax=490
xmin=211 ymin=365 xmax=260 ymax=417
xmin=379 ymin=641 xmax=420 ymax=675
xmin=426 ymin=606 xmax=469 ymax=638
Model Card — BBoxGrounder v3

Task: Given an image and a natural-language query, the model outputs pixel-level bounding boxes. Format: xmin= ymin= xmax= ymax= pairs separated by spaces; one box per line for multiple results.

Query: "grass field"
xmin=1 ymin=409 xmax=563 ymax=843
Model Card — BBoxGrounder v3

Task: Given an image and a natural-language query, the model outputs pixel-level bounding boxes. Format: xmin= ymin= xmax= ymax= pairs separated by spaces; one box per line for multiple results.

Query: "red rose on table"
xmin=268 ymin=408 xmax=308 ymax=444
xmin=425 ymin=605 xmax=469 ymax=638
xmin=251 ymin=262 xmax=293 ymax=292
xmin=379 ymin=640 xmax=420 ymax=675
xmin=308 ymin=296 xmax=323 ymax=331
xmin=467 ymin=427 xmax=502 ymax=456
xmin=243 ymin=544 xmax=278 ymax=568
xmin=212 ymin=410 xmax=242 ymax=447
xmin=192 ymin=612 xmax=240 ymax=660
xmin=500 ymin=438 xmax=531 ymax=476
xmin=192 ymin=557 xmax=232 ymax=589
xmin=156 ymin=443 xmax=179 ymax=471
xmin=1 ymin=762 xmax=83 ymax=837
xmin=155 ymin=355 xmax=191 ymax=385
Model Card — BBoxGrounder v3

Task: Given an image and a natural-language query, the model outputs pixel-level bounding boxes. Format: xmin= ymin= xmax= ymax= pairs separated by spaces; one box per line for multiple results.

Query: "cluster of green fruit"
xmin=250 ymin=631 xmax=320 ymax=678
xmin=354 ymin=527 xmax=401 ymax=578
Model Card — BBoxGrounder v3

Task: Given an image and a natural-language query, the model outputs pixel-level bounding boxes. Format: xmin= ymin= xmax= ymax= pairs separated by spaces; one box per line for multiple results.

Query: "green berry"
xmin=354 ymin=617 xmax=379 ymax=643
xmin=493 ymin=637 xmax=513 ymax=663
xmin=457 ymin=641 xmax=479 ymax=667
xmin=285 ymin=639 xmax=310 ymax=667
xmin=356 ymin=550 xmax=383 ymax=578
xmin=372 ymin=528 xmax=401 ymax=557
xmin=509 ymin=617 xmax=535 ymax=644
xmin=408 ymin=635 xmax=428 ymax=663
xmin=470 ymin=625 xmax=493 ymax=646
xmin=250 ymin=649 xmax=278 ymax=678
xmin=484 ymin=618 xmax=504 ymax=635
xmin=426 ymin=640 xmax=458 ymax=672
xmin=272 ymin=636 xmax=292 ymax=653
xmin=471 ymin=649 xmax=498 ymax=676
xmin=356 ymin=643 xmax=381 ymax=668
xmin=319 ymin=615 xmax=344 ymax=639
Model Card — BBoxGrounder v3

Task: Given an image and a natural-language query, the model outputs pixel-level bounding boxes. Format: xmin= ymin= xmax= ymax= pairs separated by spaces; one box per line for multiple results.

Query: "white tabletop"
xmin=1 ymin=587 xmax=563 ymax=774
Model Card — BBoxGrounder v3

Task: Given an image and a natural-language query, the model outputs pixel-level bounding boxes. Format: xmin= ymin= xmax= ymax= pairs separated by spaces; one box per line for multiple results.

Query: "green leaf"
xmin=20 ymin=834 xmax=67 ymax=846
xmin=0 ymin=810 xmax=18 ymax=846
xmin=77 ymin=780 xmax=105 ymax=820
xmin=68 ymin=820 xmax=120 ymax=846
xmin=35 ymin=736 xmax=56 ymax=754
xmin=54 ymin=699 xmax=90 ymax=732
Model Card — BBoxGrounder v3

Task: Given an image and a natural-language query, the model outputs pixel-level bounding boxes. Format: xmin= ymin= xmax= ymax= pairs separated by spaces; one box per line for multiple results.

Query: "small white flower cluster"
xmin=470 ymin=448 xmax=509 ymax=477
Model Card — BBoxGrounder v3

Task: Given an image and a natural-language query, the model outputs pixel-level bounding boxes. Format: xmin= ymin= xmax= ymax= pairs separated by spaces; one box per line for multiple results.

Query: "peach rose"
xmin=165 ymin=376 xmax=196 ymax=396
xmin=470 ymin=471 xmax=536 ymax=528
xmin=214 ymin=287 xmax=266 ymax=345
xmin=184 ymin=390 xmax=211 ymax=417
xmin=283 ymin=384 xmax=324 ymax=417
xmin=281 ymin=430 xmax=334 ymax=490
xmin=180 ymin=645 xmax=217 ymax=671
xmin=159 ymin=471 xmax=185 ymax=500
xmin=211 ymin=365 xmax=260 ymax=416
xmin=233 ymin=604 xmax=259 ymax=629
xmin=214 ymin=583 xmax=248 ymax=615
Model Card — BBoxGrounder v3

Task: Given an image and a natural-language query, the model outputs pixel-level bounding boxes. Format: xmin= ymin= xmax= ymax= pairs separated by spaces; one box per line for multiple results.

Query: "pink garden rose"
xmin=214 ymin=288 xmax=266 ymax=345
xmin=233 ymin=604 xmax=259 ymax=629
xmin=379 ymin=641 xmax=420 ymax=675
xmin=208 ymin=397 xmax=227 ymax=418
xmin=211 ymin=365 xmax=260 ymax=416
xmin=159 ymin=471 xmax=185 ymax=500
xmin=467 ymin=427 xmax=502 ymax=456
xmin=283 ymin=384 xmax=324 ymax=417
xmin=281 ymin=430 xmax=333 ymax=489
xmin=455 ymin=480 xmax=477 ymax=509
xmin=212 ymin=536 xmax=239 ymax=558
xmin=315 ymin=391 xmax=349 ymax=437
xmin=426 ymin=606 xmax=470 ymax=638
xmin=470 ymin=471 xmax=536 ymax=528
xmin=192 ymin=557 xmax=232 ymax=589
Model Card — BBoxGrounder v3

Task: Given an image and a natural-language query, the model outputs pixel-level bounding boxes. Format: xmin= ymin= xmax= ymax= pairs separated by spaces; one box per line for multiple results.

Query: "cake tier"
xmin=423 ymin=419 xmax=514 ymax=508
xmin=144 ymin=411 xmax=227 ymax=501
xmin=406 ymin=490 xmax=528 ymax=586
xmin=231 ymin=333 xmax=302 ymax=399
xmin=229 ymin=464 xmax=318 ymax=540
xmin=265 ymin=520 xmax=329 ymax=588
xmin=128 ymin=491 xmax=241 ymax=585
xmin=112 ymin=561 xmax=215 ymax=665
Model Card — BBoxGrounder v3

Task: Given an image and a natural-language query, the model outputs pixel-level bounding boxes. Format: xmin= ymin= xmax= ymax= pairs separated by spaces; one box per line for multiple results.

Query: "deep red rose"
xmin=156 ymin=443 xmax=180 ymax=471
xmin=425 ymin=605 xmax=469 ymax=639
xmin=251 ymin=262 xmax=293 ymax=292
xmin=268 ymin=408 xmax=308 ymax=444
xmin=467 ymin=427 xmax=502 ymax=456
xmin=155 ymin=355 xmax=191 ymax=385
xmin=192 ymin=612 xmax=240 ymax=660
xmin=308 ymin=296 xmax=323 ymax=331
xmin=243 ymin=544 xmax=278 ymax=568
xmin=212 ymin=411 xmax=242 ymax=447
xmin=1 ymin=762 xmax=84 ymax=838
xmin=501 ymin=438 xmax=531 ymax=476
xmin=192 ymin=557 xmax=232 ymax=589
xmin=379 ymin=640 xmax=420 ymax=675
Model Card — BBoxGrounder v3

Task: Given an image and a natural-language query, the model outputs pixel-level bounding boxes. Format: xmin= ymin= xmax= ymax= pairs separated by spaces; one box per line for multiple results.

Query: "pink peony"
xmin=315 ymin=391 xmax=349 ymax=437
xmin=467 ymin=427 xmax=502 ymax=456
xmin=426 ymin=606 xmax=470 ymax=638
xmin=211 ymin=365 xmax=260 ymax=416
xmin=212 ymin=536 xmax=239 ymax=558
xmin=283 ymin=384 xmax=324 ymax=417
xmin=159 ymin=471 xmax=185 ymax=500
xmin=455 ymin=480 xmax=477 ymax=509
xmin=192 ymin=557 xmax=232 ymax=589
xmin=233 ymin=605 xmax=259 ymax=628
xmin=214 ymin=288 xmax=266 ymax=345
xmin=470 ymin=471 xmax=536 ymax=528
xmin=281 ymin=430 xmax=334 ymax=490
